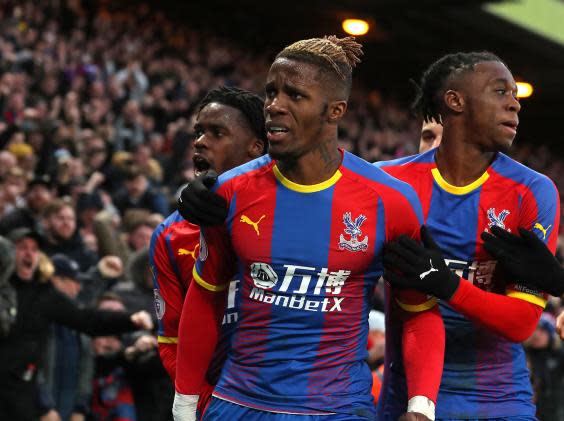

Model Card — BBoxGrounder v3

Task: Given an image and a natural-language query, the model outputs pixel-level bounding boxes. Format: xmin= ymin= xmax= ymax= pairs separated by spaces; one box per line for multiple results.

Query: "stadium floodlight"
xmin=516 ymin=82 xmax=533 ymax=98
xmin=342 ymin=19 xmax=369 ymax=36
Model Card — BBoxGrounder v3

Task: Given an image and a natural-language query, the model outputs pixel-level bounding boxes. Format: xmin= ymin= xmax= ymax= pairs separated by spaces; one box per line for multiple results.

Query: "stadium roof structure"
xmin=154 ymin=0 xmax=564 ymax=152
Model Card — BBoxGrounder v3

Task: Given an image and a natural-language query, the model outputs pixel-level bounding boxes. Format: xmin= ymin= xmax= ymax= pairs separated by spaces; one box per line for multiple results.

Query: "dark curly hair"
xmin=412 ymin=51 xmax=507 ymax=123
xmin=198 ymin=86 xmax=267 ymax=153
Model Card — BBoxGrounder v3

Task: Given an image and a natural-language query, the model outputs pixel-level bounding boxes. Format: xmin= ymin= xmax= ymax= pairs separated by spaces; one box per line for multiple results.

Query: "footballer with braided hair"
xmin=412 ymin=51 xmax=506 ymax=125
xmin=174 ymin=36 xmax=444 ymax=421
xmin=379 ymin=51 xmax=559 ymax=419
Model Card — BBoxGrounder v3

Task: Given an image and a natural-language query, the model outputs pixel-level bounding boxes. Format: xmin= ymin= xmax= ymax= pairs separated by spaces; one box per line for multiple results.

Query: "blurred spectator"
xmin=0 ymin=228 xmax=152 ymax=420
xmin=113 ymin=100 xmax=145 ymax=152
xmin=1 ymin=166 xmax=27 ymax=213
xmin=76 ymin=191 xmax=105 ymax=253
xmin=0 ymin=236 xmax=17 ymax=338
xmin=91 ymin=294 xmax=137 ymax=421
xmin=0 ymin=150 xmax=17 ymax=178
xmin=524 ymin=312 xmax=564 ymax=421
xmin=41 ymin=198 xmax=98 ymax=271
xmin=91 ymin=293 xmax=173 ymax=421
xmin=38 ymin=254 xmax=93 ymax=421
xmin=0 ymin=174 xmax=54 ymax=235
xmin=112 ymin=248 xmax=154 ymax=318
xmin=112 ymin=166 xmax=168 ymax=217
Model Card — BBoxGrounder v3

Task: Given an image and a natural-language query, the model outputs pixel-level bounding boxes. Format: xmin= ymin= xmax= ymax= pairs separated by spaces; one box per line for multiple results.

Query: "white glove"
xmin=172 ymin=392 xmax=199 ymax=421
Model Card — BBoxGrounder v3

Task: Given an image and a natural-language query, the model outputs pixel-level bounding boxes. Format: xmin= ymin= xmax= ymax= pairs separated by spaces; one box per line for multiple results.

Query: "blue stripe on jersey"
xmin=265 ymin=182 xmax=335 ymax=400
xmin=342 ymin=152 xmax=424 ymax=224
xmin=427 ymin=177 xmax=484 ymax=416
xmin=355 ymin=196 xmax=386 ymax=366
xmin=373 ymin=149 xmax=435 ymax=169
xmin=227 ymin=192 xmax=237 ymax=235
xmin=213 ymin=155 xmax=272 ymax=191
xmin=426 ymin=185 xmax=481 ymax=261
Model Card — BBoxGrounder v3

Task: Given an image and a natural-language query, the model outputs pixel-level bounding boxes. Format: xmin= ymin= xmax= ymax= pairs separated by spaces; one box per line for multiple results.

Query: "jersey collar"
xmin=273 ymin=165 xmax=342 ymax=193
xmin=431 ymin=167 xmax=490 ymax=195
xmin=272 ymin=149 xmax=344 ymax=193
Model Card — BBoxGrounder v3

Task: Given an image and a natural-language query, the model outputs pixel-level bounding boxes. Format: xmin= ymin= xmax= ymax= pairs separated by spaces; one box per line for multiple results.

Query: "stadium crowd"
xmin=0 ymin=1 xmax=562 ymax=420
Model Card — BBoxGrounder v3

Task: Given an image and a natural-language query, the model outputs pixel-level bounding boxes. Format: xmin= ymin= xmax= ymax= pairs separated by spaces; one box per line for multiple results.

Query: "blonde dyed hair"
xmin=277 ymin=36 xmax=363 ymax=81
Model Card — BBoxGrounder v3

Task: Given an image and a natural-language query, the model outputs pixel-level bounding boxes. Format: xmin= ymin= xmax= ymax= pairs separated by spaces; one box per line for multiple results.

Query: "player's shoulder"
xmin=341 ymin=151 xmax=421 ymax=205
xmin=372 ymin=149 xmax=434 ymax=169
xmin=491 ymin=153 xmax=557 ymax=195
xmin=151 ymin=211 xmax=198 ymax=244
xmin=215 ymin=155 xmax=273 ymax=191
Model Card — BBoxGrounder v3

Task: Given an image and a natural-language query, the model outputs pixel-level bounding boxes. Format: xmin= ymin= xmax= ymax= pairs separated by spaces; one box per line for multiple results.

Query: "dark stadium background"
xmin=148 ymin=0 xmax=564 ymax=155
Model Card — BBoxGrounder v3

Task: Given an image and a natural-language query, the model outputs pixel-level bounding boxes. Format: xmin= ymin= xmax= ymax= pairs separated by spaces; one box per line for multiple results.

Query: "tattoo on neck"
xmin=316 ymin=141 xmax=339 ymax=169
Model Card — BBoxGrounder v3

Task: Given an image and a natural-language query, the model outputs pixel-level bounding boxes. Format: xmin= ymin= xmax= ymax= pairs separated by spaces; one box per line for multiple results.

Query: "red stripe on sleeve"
xmin=158 ymin=343 xmax=177 ymax=381
xmin=449 ymin=280 xmax=542 ymax=342
xmin=175 ymin=281 xmax=227 ymax=394
xmin=402 ymin=306 xmax=444 ymax=402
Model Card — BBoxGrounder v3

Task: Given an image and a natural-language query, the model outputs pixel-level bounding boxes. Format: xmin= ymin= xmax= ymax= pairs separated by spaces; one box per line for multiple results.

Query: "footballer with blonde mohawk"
xmin=174 ymin=36 xmax=444 ymax=421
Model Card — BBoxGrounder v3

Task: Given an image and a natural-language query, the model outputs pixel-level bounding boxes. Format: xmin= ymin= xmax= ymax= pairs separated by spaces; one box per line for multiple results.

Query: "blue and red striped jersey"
xmin=150 ymin=211 xmax=198 ymax=344
xmin=149 ymin=211 xmax=239 ymax=382
xmin=191 ymin=150 xmax=433 ymax=417
xmin=375 ymin=148 xmax=560 ymax=418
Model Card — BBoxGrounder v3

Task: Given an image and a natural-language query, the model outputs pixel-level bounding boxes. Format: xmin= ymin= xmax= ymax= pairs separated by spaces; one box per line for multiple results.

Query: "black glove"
xmin=481 ymin=225 xmax=564 ymax=296
xmin=383 ymin=225 xmax=460 ymax=300
xmin=177 ymin=170 xmax=228 ymax=226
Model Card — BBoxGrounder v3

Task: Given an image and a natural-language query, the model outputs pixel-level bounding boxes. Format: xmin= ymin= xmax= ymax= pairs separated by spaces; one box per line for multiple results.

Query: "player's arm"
xmin=385 ymin=189 xmax=444 ymax=420
xmin=173 ymin=224 xmax=236 ymax=421
xmin=149 ymin=227 xmax=186 ymax=381
xmin=384 ymin=226 xmax=551 ymax=343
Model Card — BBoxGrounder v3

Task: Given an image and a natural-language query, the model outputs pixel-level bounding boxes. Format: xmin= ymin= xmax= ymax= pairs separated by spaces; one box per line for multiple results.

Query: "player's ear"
xmin=247 ymin=137 xmax=265 ymax=159
xmin=444 ymin=89 xmax=464 ymax=113
xmin=327 ymin=100 xmax=347 ymax=123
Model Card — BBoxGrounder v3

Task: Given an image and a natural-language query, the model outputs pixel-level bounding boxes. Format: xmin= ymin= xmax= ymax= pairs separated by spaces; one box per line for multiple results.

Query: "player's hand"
xmin=130 ymin=310 xmax=154 ymax=330
xmin=383 ymin=225 xmax=460 ymax=300
xmin=177 ymin=170 xmax=228 ymax=226
xmin=172 ymin=392 xmax=198 ymax=421
xmin=481 ymin=226 xmax=564 ymax=297
xmin=399 ymin=413 xmax=432 ymax=421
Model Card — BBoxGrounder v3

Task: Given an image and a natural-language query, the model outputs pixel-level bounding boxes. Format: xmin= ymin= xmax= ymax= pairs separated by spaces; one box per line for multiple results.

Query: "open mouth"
xmin=267 ymin=127 xmax=289 ymax=135
xmin=193 ymin=155 xmax=211 ymax=176
xmin=266 ymin=122 xmax=290 ymax=142
xmin=22 ymin=258 xmax=34 ymax=270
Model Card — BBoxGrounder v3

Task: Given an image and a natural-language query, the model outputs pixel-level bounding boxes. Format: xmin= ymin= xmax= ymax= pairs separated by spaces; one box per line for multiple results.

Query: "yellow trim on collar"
xmin=431 ymin=168 xmax=489 ymax=195
xmin=506 ymin=290 xmax=547 ymax=308
xmin=193 ymin=266 xmax=228 ymax=292
xmin=157 ymin=336 xmax=178 ymax=344
xmin=395 ymin=297 xmax=438 ymax=313
xmin=272 ymin=165 xmax=342 ymax=193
